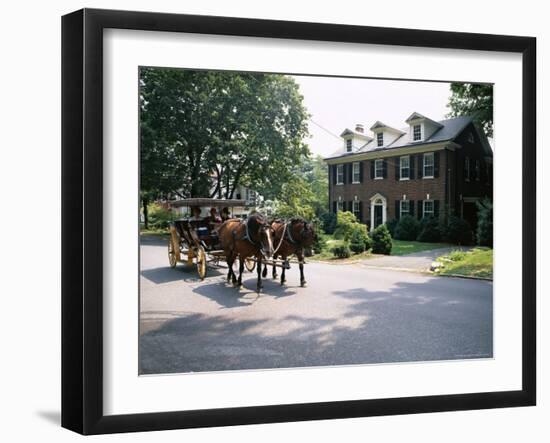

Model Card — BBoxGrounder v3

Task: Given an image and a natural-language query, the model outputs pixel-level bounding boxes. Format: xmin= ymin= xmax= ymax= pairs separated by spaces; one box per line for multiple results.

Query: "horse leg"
xmin=262 ymin=263 xmax=268 ymax=278
xmin=256 ymin=256 xmax=263 ymax=293
xmin=226 ymin=251 xmax=234 ymax=283
xmin=297 ymin=249 xmax=306 ymax=287
xmin=272 ymin=254 xmax=278 ymax=279
xmin=237 ymin=257 xmax=244 ymax=287
xmin=280 ymin=255 xmax=286 ymax=285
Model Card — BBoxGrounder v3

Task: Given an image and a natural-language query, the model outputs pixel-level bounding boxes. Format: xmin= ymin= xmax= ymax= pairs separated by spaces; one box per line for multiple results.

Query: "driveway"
xmin=139 ymin=237 xmax=492 ymax=374
xmin=359 ymin=247 xmax=472 ymax=272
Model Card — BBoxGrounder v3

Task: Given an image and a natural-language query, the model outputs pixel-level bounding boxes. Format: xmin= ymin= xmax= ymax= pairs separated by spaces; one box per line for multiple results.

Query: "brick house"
xmin=324 ymin=113 xmax=493 ymax=230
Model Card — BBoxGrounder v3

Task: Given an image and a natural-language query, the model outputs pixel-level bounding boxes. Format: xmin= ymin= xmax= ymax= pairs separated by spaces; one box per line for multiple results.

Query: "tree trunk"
xmin=142 ymin=197 xmax=149 ymax=229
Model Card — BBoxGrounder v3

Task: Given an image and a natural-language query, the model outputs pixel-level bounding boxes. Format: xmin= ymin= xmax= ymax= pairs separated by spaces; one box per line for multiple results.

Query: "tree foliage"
xmin=447 ymin=83 xmax=493 ymax=137
xmin=139 ymin=67 xmax=310 ymax=200
xmin=476 ymin=198 xmax=493 ymax=247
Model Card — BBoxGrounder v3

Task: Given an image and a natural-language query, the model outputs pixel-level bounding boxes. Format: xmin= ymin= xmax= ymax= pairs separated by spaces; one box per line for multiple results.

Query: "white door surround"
xmin=370 ymin=193 xmax=387 ymax=230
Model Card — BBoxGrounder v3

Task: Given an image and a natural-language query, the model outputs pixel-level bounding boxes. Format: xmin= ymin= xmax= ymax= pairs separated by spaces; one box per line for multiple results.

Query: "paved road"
xmin=359 ymin=247 xmax=473 ymax=272
xmin=139 ymin=236 xmax=492 ymax=374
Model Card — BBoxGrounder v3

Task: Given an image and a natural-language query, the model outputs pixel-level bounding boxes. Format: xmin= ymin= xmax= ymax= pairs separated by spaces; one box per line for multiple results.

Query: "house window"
xmin=353 ymin=200 xmax=361 ymax=219
xmin=336 ymin=164 xmax=344 ymax=184
xmin=464 ymin=156 xmax=471 ymax=181
xmin=423 ymin=200 xmax=434 ymax=218
xmin=352 ymin=162 xmax=361 ymax=183
xmin=375 ymin=159 xmax=384 ymax=179
xmin=246 ymin=189 xmax=257 ymax=203
xmin=468 ymin=132 xmax=475 ymax=143
xmin=337 ymin=200 xmax=344 ymax=212
xmin=400 ymin=156 xmax=410 ymax=180
xmin=423 ymin=152 xmax=434 ymax=178
xmin=413 ymin=124 xmax=422 ymax=141
xmin=475 ymin=159 xmax=480 ymax=181
xmin=377 ymin=132 xmax=384 ymax=147
xmin=400 ymin=200 xmax=410 ymax=218
xmin=346 ymin=139 xmax=353 ymax=152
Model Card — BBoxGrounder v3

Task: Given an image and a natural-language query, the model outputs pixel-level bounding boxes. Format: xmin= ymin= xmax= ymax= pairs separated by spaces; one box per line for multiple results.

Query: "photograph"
xmin=138 ymin=67 xmax=494 ymax=375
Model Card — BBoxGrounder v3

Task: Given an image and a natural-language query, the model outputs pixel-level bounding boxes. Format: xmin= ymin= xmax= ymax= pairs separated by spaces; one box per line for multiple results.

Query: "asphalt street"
xmin=139 ymin=236 xmax=493 ymax=374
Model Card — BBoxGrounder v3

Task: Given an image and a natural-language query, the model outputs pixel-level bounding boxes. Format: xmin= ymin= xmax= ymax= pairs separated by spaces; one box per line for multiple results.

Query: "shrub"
xmin=349 ymin=225 xmax=369 ymax=254
xmin=447 ymin=249 xmax=467 ymax=261
xmin=385 ymin=218 xmax=398 ymax=237
xmin=417 ymin=216 xmax=441 ymax=242
xmin=370 ymin=224 xmax=392 ymax=255
xmin=320 ymin=212 xmax=337 ymax=235
xmin=334 ymin=211 xmax=358 ymax=241
xmin=476 ymin=198 xmax=493 ymax=247
xmin=443 ymin=216 xmax=473 ymax=245
xmin=312 ymin=232 xmax=328 ymax=254
xmin=331 ymin=243 xmax=351 ymax=258
xmin=394 ymin=215 xmax=420 ymax=241
xmin=147 ymin=203 xmax=174 ymax=229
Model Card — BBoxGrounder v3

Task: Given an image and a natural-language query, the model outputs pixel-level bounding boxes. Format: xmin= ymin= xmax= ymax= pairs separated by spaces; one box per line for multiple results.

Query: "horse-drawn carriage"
xmin=167 ymin=198 xmax=316 ymax=291
xmin=167 ymin=198 xmax=255 ymax=279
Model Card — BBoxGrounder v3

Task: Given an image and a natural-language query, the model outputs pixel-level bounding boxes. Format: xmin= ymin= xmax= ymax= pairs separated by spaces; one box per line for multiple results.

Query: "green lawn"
xmin=390 ymin=240 xmax=452 ymax=256
xmin=436 ymin=248 xmax=493 ymax=279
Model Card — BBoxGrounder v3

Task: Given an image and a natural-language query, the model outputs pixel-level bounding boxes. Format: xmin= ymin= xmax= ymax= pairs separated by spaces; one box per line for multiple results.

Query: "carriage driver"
xmin=220 ymin=207 xmax=230 ymax=222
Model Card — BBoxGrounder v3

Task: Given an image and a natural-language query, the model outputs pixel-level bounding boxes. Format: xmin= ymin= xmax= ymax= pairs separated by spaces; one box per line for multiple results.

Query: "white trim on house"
xmin=336 ymin=164 xmax=344 ymax=185
xmin=400 ymin=155 xmax=410 ymax=180
xmin=352 ymin=161 xmax=361 ymax=184
xmin=423 ymin=199 xmax=435 ymax=218
xmin=374 ymin=159 xmax=384 ymax=179
xmin=325 ymin=141 xmax=455 ymax=165
xmin=423 ymin=152 xmax=435 ymax=179
xmin=369 ymin=193 xmax=387 ymax=231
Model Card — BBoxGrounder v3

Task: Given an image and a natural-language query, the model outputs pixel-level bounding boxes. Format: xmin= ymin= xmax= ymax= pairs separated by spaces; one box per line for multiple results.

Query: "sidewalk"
xmin=359 ymin=247 xmax=472 ymax=273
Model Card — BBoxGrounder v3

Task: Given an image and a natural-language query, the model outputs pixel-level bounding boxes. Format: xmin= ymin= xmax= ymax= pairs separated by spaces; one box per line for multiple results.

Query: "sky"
xmin=292 ymin=75 xmax=454 ymax=158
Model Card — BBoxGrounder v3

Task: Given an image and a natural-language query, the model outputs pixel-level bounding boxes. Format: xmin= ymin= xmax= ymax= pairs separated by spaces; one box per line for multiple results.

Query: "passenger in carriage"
xmin=190 ymin=206 xmax=203 ymax=221
xmin=209 ymin=207 xmax=222 ymax=224
xmin=220 ymin=207 xmax=230 ymax=222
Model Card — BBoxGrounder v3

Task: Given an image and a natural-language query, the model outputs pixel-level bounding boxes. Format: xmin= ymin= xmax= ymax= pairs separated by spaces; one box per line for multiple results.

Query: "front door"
xmin=374 ymin=205 xmax=383 ymax=228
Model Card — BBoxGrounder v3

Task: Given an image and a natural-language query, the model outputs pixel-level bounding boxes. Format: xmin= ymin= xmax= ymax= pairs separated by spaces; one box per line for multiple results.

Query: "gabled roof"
xmin=405 ymin=111 xmax=444 ymax=128
xmin=369 ymin=121 xmax=405 ymax=134
xmin=340 ymin=128 xmax=372 ymax=139
xmin=326 ymin=116 xmax=477 ymax=159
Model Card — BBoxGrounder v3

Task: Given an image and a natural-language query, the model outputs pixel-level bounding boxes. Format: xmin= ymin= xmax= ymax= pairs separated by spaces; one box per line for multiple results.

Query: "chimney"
xmin=355 ymin=124 xmax=364 ymax=133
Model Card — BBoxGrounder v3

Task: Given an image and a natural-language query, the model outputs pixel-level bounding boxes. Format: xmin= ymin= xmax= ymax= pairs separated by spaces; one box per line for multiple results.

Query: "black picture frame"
xmin=62 ymin=8 xmax=536 ymax=435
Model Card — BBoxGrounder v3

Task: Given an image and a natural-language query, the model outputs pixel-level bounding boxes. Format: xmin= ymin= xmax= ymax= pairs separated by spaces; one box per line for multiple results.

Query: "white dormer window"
xmin=413 ymin=124 xmax=422 ymax=141
xmin=377 ymin=133 xmax=383 ymax=147
xmin=346 ymin=139 xmax=353 ymax=152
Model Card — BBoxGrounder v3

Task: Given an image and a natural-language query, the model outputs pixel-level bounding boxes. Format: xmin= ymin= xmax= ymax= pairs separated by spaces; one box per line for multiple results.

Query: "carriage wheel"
xmin=196 ymin=246 xmax=207 ymax=280
xmin=244 ymin=257 xmax=256 ymax=272
xmin=168 ymin=241 xmax=177 ymax=268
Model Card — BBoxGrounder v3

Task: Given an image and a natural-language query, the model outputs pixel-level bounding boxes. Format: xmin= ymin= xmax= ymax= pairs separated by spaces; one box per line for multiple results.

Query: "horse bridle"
xmin=285 ymin=220 xmax=310 ymax=246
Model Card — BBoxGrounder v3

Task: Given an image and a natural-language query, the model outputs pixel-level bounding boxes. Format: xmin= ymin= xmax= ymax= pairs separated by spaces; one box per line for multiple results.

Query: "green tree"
xmin=447 ymin=83 xmax=493 ymax=137
xmin=273 ymin=176 xmax=316 ymax=220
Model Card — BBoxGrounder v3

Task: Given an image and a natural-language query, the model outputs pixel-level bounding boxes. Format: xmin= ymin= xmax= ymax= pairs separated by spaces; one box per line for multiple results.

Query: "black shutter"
xmin=343 ymin=164 xmax=347 ymax=184
xmin=434 ymin=200 xmax=440 ymax=218
xmin=383 ymin=159 xmax=388 ymax=178
xmin=480 ymin=160 xmax=486 ymax=183
xmin=418 ymin=154 xmax=423 ymax=178
xmin=417 ymin=200 xmax=423 ymax=219
xmin=434 ymin=152 xmax=440 ymax=178
xmin=395 ymin=158 xmax=400 ymax=180
xmin=359 ymin=201 xmax=363 ymax=222
xmin=370 ymin=160 xmax=375 ymax=179
xmin=349 ymin=201 xmax=353 ymax=214
xmin=332 ymin=165 xmax=336 ymax=185
xmin=409 ymin=200 xmax=415 ymax=217
xmin=348 ymin=163 xmax=353 ymax=183
xmin=360 ymin=161 xmax=364 ymax=183
xmin=332 ymin=201 xmax=337 ymax=213
xmin=395 ymin=200 xmax=401 ymax=220
xmin=410 ymin=156 xmax=415 ymax=179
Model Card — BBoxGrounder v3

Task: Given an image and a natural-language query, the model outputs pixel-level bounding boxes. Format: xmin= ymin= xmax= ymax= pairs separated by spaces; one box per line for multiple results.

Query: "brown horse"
xmin=217 ymin=213 xmax=274 ymax=292
xmin=262 ymin=218 xmax=315 ymax=287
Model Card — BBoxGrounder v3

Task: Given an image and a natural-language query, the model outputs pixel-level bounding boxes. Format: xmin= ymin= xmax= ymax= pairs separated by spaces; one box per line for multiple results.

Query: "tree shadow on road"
xmin=139 ymin=277 xmax=493 ymax=375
